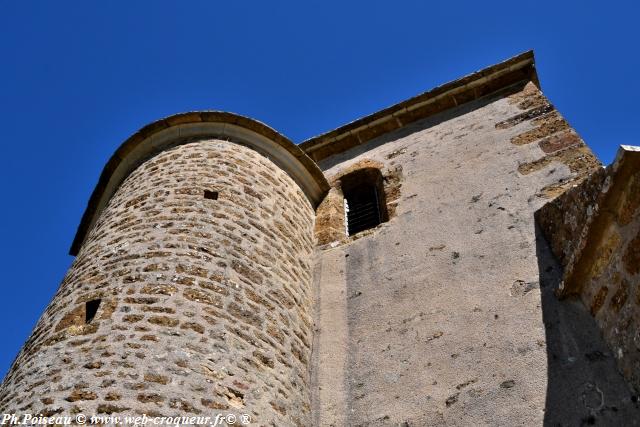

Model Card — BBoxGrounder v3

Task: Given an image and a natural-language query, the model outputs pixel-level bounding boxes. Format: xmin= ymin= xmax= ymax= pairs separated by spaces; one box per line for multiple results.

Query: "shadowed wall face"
xmin=578 ymin=175 xmax=640 ymax=390
xmin=537 ymin=147 xmax=640 ymax=392
xmin=0 ymin=139 xmax=316 ymax=425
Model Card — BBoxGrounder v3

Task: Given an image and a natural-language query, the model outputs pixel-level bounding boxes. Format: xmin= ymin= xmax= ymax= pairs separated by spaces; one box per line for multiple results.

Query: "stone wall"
xmin=537 ymin=146 xmax=640 ymax=391
xmin=0 ymin=139 xmax=316 ymax=425
xmin=307 ymin=80 xmax=638 ymax=426
xmin=535 ymin=167 xmax=608 ymax=267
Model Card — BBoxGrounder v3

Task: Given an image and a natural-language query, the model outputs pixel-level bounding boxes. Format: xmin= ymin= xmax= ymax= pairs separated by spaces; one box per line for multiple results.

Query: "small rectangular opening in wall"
xmin=204 ymin=190 xmax=219 ymax=200
xmin=345 ymin=184 xmax=381 ymax=235
xmin=341 ymin=168 xmax=388 ymax=236
xmin=85 ymin=299 xmax=101 ymax=323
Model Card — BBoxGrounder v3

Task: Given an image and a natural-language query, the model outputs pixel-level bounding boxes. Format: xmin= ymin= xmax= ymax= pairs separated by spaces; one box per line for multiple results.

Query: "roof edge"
xmin=70 ymin=111 xmax=330 ymax=256
xmin=300 ymin=50 xmax=538 ymax=162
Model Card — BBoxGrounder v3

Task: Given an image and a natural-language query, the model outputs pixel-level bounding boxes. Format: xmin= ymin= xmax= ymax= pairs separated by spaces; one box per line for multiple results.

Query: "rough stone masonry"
xmin=1 ymin=51 xmax=639 ymax=426
xmin=0 ymin=131 xmax=327 ymax=426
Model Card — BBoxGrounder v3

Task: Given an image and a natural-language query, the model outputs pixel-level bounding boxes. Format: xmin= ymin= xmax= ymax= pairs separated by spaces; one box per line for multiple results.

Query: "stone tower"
xmin=2 ymin=51 xmax=640 ymax=426
xmin=0 ymin=113 xmax=329 ymax=425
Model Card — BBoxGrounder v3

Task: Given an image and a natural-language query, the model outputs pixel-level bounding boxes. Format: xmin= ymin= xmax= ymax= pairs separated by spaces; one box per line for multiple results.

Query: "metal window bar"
xmin=345 ymin=184 xmax=381 ymax=236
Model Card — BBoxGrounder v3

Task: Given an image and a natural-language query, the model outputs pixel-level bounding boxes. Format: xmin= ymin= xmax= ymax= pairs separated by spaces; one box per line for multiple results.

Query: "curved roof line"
xmin=70 ymin=111 xmax=330 ymax=256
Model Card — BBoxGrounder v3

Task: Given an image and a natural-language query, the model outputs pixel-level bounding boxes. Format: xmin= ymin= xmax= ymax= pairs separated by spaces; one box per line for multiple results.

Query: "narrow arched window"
xmin=341 ymin=168 xmax=388 ymax=236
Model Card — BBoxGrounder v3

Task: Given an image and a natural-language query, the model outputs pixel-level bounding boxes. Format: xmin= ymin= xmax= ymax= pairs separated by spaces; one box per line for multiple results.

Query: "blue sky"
xmin=0 ymin=1 xmax=638 ymax=379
